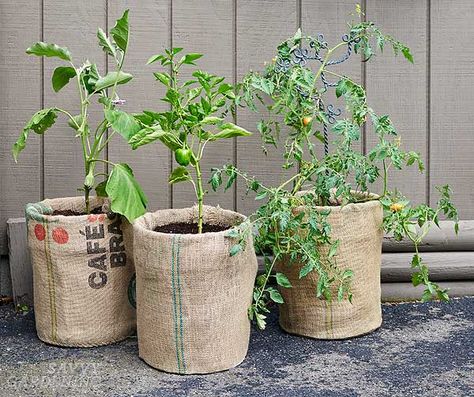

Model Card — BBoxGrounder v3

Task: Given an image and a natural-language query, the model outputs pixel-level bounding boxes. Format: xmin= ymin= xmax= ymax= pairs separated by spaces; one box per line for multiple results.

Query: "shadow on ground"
xmin=0 ymin=297 xmax=473 ymax=397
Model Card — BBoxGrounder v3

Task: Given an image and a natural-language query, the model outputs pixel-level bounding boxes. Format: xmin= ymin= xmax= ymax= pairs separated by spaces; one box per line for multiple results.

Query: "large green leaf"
xmin=52 ymin=66 xmax=76 ymax=92
xmin=168 ymin=166 xmax=191 ymax=184
xmin=105 ymin=109 xmax=141 ymax=140
xmin=210 ymin=122 xmax=252 ymax=140
xmin=81 ymin=63 xmax=100 ymax=94
xmin=94 ymin=71 xmax=133 ymax=92
xmin=110 ymin=9 xmax=129 ymax=51
xmin=97 ymin=28 xmax=116 ymax=57
xmin=26 ymin=42 xmax=71 ymax=61
xmin=12 ymin=108 xmax=57 ymax=161
xmin=128 ymin=125 xmax=181 ymax=151
xmin=106 ymin=163 xmax=147 ymax=222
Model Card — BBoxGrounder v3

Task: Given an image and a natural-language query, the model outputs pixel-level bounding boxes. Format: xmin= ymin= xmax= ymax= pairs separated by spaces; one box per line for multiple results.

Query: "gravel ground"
xmin=0 ymin=297 xmax=473 ymax=397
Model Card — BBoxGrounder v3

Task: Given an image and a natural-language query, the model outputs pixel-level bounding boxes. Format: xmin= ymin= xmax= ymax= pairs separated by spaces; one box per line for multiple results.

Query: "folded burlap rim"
xmin=293 ymin=190 xmax=380 ymax=213
xmin=133 ymin=205 xmax=247 ymax=240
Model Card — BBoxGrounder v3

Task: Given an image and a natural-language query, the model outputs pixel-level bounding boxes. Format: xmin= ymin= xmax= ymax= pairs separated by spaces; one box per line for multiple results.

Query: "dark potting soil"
xmin=52 ymin=206 xmax=104 ymax=217
xmin=154 ymin=222 xmax=230 ymax=234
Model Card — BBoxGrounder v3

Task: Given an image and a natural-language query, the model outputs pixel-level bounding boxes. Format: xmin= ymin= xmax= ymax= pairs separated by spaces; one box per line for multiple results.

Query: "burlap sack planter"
xmin=133 ymin=206 xmax=258 ymax=374
xmin=277 ymin=196 xmax=383 ymax=339
xmin=26 ymin=197 xmax=136 ymax=347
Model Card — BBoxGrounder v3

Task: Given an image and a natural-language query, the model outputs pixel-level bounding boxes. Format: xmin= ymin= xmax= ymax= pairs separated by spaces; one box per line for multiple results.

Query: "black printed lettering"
xmin=88 ymin=272 xmax=107 ymax=289
xmin=88 ymin=254 xmax=107 ymax=271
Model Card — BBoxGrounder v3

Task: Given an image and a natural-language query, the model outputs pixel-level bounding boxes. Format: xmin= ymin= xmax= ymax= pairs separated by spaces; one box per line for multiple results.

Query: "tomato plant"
xmin=212 ymin=7 xmax=459 ymax=329
xmin=12 ymin=10 xmax=147 ymax=222
xmin=127 ymin=48 xmax=252 ymax=233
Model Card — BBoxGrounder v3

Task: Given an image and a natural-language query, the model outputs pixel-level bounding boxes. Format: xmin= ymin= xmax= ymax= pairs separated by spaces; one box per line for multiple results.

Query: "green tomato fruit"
xmin=175 ymin=148 xmax=192 ymax=166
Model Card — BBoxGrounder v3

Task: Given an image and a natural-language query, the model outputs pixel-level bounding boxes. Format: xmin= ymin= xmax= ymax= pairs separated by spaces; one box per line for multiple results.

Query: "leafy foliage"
xmin=381 ymin=186 xmax=458 ymax=302
xmin=127 ymin=48 xmax=252 ymax=232
xmin=213 ymin=8 xmax=459 ymax=329
xmin=13 ymin=9 xmax=147 ymax=222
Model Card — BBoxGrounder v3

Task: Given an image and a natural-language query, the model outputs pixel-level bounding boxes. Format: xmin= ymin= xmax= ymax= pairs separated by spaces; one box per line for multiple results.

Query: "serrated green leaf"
xmin=269 ymin=288 xmax=284 ymax=304
xmin=255 ymin=313 xmax=267 ymax=330
xmin=106 ymin=163 xmax=147 ymax=222
xmin=337 ymin=285 xmax=344 ymax=302
xmin=168 ymin=166 xmax=191 ymax=184
xmin=401 ymin=47 xmax=414 ymax=64
xmin=12 ymin=108 xmax=58 ymax=161
xmin=94 ymin=71 xmax=133 ymax=92
xmin=105 ymin=109 xmax=141 ymax=140
xmin=335 ymin=79 xmax=347 ymax=98
xmin=299 ymin=262 xmax=314 ymax=279
xmin=328 ymin=240 xmax=340 ymax=258
xmin=411 ymin=272 xmax=423 ymax=287
xmin=209 ymin=171 xmax=222 ymax=192
xmin=51 ymin=66 xmax=76 ymax=92
xmin=26 ymin=42 xmax=71 ymax=61
xmin=379 ymin=197 xmax=391 ymax=207
xmin=421 ymin=289 xmax=432 ymax=303
xmin=230 ymin=244 xmax=242 ymax=257
xmin=275 ymin=273 xmax=292 ymax=288
xmin=97 ymin=27 xmax=116 ymax=57
xmin=110 ymin=9 xmax=129 ymax=51
xmin=255 ymin=191 xmax=267 ymax=201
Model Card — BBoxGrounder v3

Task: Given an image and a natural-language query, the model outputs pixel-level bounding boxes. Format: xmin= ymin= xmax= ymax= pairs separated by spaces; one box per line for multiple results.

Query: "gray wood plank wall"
xmin=1 ymin=1 xmax=473 ymax=255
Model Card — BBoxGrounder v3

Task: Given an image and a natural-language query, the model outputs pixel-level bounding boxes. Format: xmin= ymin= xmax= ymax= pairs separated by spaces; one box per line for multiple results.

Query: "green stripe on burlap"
xmin=43 ymin=222 xmax=58 ymax=342
xmin=175 ymin=236 xmax=186 ymax=373
xmin=170 ymin=236 xmax=182 ymax=372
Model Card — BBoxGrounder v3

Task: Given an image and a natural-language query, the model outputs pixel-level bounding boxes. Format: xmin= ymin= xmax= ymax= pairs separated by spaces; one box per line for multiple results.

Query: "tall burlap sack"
xmin=26 ymin=197 xmax=136 ymax=347
xmin=277 ymin=198 xmax=383 ymax=339
xmin=133 ymin=206 xmax=258 ymax=374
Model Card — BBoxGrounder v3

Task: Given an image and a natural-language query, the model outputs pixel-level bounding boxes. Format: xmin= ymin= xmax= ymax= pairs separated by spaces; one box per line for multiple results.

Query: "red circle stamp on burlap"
xmin=34 ymin=224 xmax=46 ymax=241
xmin=52 ymin=227 xmax=69 ymax=244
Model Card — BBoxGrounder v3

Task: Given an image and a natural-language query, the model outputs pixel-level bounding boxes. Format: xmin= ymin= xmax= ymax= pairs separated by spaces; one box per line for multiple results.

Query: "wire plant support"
xmin=275 ymin=33 xmax=360 ymax=156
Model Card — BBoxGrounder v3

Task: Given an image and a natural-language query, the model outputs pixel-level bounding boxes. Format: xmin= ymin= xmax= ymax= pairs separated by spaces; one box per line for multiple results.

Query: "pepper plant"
xmin=12 ymin=10 xmax=147 ymax=221
xmin=126 ymin=48 xmax=252 ymax=232
xmin=212 ymin=9 xmax=458 ymax=329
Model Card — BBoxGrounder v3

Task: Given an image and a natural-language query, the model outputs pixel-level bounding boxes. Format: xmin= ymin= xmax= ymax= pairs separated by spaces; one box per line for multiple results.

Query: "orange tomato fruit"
xmin=302 ymin=116 xmax=312 ymax=126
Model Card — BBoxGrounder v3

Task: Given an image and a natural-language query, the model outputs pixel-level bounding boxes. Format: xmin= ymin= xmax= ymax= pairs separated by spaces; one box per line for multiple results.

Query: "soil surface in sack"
xmin=52 ymin=206 xmax=104 ymax=217
xmin=1 ymin=297 xmax=473 ymax=396
xmin=154 ymin=222 xmax=230 ymax=234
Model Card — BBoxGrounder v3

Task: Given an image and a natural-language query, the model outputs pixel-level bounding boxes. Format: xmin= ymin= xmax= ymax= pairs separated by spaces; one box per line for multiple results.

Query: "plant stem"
xmin=254 ymin=254 xmax=279 ymax=309
xmin=195 ymin=160 xmax=204 ymax=233
xmin=382 ymin=159 xmax=388 ymax=196
xmin=85 ymin=185 xmax=91 ymax=214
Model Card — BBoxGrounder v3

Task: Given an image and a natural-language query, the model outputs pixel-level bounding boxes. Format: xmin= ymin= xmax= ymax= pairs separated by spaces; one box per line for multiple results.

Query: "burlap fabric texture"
xmin=133 ymin=206 xmax=258 ymax=374
xmin=26 ymin=197 xmax=136 ymax=347
xmin=277 ymin=197 xmax=383 ymax=339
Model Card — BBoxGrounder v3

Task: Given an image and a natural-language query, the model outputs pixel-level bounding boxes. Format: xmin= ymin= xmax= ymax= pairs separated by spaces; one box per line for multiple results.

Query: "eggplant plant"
xmin=12 ymin=10 xmax=147 ymax=222
xmin=212 ymin=9 xmax=458 ymax=329
xmin=127 ymin=48 xmax=252 ymax=233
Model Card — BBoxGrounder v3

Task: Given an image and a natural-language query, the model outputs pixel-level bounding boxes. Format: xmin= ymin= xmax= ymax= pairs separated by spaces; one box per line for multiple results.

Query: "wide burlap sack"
xmin=277 ymin=198 xmax=383 ymax=339
xmin=133 ymin=206 xmax=258 ymax=374
xmin=26 ymin=197 xmax=136 ymax=347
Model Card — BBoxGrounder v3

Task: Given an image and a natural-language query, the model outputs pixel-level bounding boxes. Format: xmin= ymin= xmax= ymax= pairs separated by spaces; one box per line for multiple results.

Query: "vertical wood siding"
xmin=1 ymin=1 xmax=473 ymax=255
